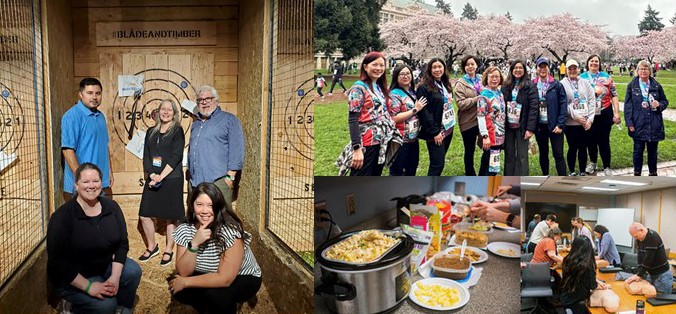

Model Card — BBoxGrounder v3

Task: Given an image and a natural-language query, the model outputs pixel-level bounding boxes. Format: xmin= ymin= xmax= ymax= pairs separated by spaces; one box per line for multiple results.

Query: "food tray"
xmin=321 ymin=230 xmax=404 ymax=266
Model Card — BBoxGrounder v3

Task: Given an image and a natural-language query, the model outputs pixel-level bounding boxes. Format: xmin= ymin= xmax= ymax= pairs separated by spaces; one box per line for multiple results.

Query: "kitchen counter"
xmin=315 ymin=229 xmax=522 ymax=314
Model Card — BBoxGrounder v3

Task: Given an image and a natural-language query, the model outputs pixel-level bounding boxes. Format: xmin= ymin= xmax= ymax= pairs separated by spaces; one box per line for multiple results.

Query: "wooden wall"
xmin=70 ymin=0 xmax=240 ymax=194
xmin=616 ymin=187 xmax=676 ymax=253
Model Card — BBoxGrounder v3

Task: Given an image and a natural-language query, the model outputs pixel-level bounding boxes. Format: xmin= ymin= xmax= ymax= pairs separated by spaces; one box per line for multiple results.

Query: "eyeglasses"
xmin=196 ymin=97 xmax=215 ymax=103
xmin=399 ymin=73 xmax=412 ymax=77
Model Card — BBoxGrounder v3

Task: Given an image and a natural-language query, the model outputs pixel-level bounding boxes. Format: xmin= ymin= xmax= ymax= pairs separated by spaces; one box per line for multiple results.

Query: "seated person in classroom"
xmin=561 ymin=237 xmax=610 ymax=314
xmin=531 ymin=227 xmax=564 ymax=268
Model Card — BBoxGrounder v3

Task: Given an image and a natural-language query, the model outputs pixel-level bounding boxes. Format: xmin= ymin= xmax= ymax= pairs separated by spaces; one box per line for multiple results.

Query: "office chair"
xmin=521 ymin=262 xmax=554 ymax=314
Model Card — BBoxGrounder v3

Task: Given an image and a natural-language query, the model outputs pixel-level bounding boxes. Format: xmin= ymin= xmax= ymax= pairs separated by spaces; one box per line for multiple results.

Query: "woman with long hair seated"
xmin=561 ymin=236 xmax=610 ymax=314
xmin=170 ymin=183 xmax=262 ymax=313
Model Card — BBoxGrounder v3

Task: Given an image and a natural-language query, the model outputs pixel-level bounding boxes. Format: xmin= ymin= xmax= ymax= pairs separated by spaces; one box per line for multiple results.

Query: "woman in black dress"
xmin=138 ymin=99 xmax=185 ymax=266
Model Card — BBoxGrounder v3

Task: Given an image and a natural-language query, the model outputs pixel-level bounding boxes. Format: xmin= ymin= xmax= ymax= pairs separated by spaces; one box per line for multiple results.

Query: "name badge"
xmin=152 ymin=156 xmax=162 ymax=167
xmin=507 ymin=101 xmax=522 ymax=128
xmin=538 ymin=101 xmax=548 ymax=123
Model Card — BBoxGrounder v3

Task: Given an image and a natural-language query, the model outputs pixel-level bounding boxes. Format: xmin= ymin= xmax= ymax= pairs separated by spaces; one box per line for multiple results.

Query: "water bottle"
xmin=636 ymin=300 xmax=645 ymax=314
xmin=615 ymin=123 xmax=622 ymax=131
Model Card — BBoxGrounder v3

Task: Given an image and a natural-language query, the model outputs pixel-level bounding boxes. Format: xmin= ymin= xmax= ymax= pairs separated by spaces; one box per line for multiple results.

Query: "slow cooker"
xmin=315 ymin=230 xmax=414 ymax=314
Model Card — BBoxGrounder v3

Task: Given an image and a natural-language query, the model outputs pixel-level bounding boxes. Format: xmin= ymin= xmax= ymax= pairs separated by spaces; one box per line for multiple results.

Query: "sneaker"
xmin=569 ymin=172 xmax=578 ymax=176
xmin=585 ymin=162 xmax=596 ymax=174
xmin=603 ymin=168 xmax=613 ymax=176
xmin=160 ymin=252 xmax=173 ymax=266
xmin=579 ymin=172 xmax=586 ymax=176
xmin=328 ymin=93 xmax=333 ymax=96
xmin=138 ymin=244 xmax=159 ymax=262
xmin=649 ymin=172 xmax=658 ymax=176
xmin=320 ymin=96 xmax=325 ymax=99
xmin=634 ymin=171 xmax=641 ymax=176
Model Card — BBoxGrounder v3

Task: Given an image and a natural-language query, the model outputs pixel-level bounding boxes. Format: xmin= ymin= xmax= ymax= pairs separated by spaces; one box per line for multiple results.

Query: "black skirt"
xmin=139 ymin=177 xmax=185 ymax=220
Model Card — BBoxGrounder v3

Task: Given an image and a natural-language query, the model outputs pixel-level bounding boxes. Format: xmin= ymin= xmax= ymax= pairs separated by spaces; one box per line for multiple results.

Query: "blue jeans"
xmin=57 ymin=258 xmax=142 ymax=314
xmin=389 ymin=141 xmax=419 ymax=176
xmin=646 ymin=270 xmax=674 ymax=294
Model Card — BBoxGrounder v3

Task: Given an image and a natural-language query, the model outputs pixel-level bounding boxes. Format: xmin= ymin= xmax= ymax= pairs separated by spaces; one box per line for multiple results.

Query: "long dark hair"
xmin=359 ymin=51 xmax=390 ymax=101
xmin=503 ymin=59 xmax=529 ymax=90
xmin=420 ymin=57 xmax=451 ymax=93
xmin=561 ymin=236 xmax=596 ymax=293
xmin=389 ymin=64 xmax=414 ymax=92
xmin=186 ymin=183 xmax=250 ymax=253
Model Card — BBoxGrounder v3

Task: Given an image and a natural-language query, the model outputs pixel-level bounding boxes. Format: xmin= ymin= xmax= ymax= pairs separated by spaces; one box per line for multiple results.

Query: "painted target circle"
xmin=282 ymin=77 xmax=315 ymax=161
xmin=111 ymin=69 xmax=196 ymax=147
xmin=0 ymin=82 xmax=25 ymax=155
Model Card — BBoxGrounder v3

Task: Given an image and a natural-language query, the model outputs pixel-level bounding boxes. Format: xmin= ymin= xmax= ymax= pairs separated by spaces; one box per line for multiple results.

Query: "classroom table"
xmin=556 ymin=250 xmax=676 ymax=313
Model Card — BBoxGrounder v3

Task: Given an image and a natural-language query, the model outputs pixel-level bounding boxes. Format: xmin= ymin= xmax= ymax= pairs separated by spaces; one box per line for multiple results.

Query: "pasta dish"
xmin=325 ymin=230 xmax=400 ymax=263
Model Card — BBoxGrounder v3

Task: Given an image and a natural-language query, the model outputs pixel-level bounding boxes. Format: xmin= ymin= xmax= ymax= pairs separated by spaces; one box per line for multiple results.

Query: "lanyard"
xmin=535 ymin=77 xmax=550 ymax=100
xmin=366 ymin=82 xmax=386 ymax=108
xmin=569 ymin=79 xmax=579 ymax=98
xmin=639 ymin=80 xmax=650 ymax=100
xmin=463 ymin=74 xmax=482 ymax=94
xmin=435 ymin=81 xmax=449 ymax=103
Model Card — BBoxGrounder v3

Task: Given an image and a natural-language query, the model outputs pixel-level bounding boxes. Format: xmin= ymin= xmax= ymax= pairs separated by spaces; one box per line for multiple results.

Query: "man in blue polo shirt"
xmin=61 ymin=78 xmax=113 ymax=201
xmin=187 ymin=85 xmax=244 ymax=208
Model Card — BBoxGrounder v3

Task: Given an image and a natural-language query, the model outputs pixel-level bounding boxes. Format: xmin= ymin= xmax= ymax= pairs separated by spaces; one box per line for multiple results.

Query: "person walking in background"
xmin=559 ymin=62 xmax=566 ymax=80
xmin=315 ymin=73 xmax=326 ymax=99
xmin=580 ymin=54 xmax=621 ymax=176
xmin=501 ymin=59 xmax=538 ymax=176
xmin=624 ymin=60 xmax=668 ymax=176
xmin=476 ymin=66 xmax=506 ymax=176
xmin=560 ymin=59 xmax=596 ymax=176
xmin=336 ymin=51 xmax=401 ymax=176
xmin=328 ymin=61 xmax=347 ymax=95
xmin=416 ymin=57 xmax=456 ymax=176
xmin=452 ymin=55 xmax=484 ymax=176
xmin=61 ymin=78 xmax=113 ymax=201
xmin=388 ymin=64 xmax=428 ymax=176
xmin=138 ymin=100 xmax=186 ymax=266
xmin=533 ymin=57 xmax=567 ymax=176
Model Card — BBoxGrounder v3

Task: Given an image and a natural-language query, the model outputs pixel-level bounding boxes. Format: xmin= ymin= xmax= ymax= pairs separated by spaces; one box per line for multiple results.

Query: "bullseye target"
xmin=111 ymin=69 xmax=196 ymax=147
xmin=0 ymin=82 xmax=25 ymax=156
xmin=282 ymin=77 xmax=314 ymax=161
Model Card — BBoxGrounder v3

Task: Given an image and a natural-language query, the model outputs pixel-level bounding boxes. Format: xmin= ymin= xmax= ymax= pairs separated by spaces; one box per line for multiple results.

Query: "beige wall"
xmin=523 ymin=191 xmax=612 ymax=208
xmin=616 ymin=187 xmax=676 ymax=253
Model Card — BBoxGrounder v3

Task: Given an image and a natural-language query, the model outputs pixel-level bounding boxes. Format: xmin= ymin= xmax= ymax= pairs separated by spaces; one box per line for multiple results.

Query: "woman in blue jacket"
xmin=624 ymin=60 xmax=668 ymax=176
xmin=533 ymin=57 xmax=568 ymax=176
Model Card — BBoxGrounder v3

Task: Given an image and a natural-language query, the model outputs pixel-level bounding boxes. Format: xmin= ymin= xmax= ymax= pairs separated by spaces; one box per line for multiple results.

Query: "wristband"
xmin=506 ymin=213 xmax=516 ymax=227
xmin=187 ymin=241 xmax=198 ymax=253
xmin=85 ymin=280 xmax=92 ymax=294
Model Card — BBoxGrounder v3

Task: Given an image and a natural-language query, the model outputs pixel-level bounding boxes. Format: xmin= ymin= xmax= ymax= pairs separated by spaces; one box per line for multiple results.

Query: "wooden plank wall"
xmin=70 ymin=0 xmax=240 ymax=194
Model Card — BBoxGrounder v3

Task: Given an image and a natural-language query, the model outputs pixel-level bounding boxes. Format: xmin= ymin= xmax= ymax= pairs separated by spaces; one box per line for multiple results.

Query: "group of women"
xmin=338 ymin=52 xmax=669 ymax=176
xmin=46 ymin=99 xmax=261 ymax=314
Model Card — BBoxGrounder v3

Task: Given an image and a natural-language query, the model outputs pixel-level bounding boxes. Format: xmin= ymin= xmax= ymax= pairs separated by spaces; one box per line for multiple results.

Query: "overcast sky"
xmin=426 ymin=0 xmax=675 ymax=36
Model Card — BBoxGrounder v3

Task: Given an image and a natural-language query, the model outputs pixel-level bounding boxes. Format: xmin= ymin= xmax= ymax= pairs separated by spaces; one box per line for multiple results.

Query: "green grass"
xmin=315 ymin=97 xmax=676 ymax=176
xmin=610 ymin=68 xmax=676 ymax=105
xmin=298 ymin=251 xmax=314 ymax=267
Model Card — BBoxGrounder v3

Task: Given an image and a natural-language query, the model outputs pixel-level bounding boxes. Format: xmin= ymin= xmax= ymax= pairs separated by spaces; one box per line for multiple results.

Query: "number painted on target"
xmin=4 ymin=117 xmax=20 ymax=127
xmin=288 ymin=115 xmax=314 ymax=125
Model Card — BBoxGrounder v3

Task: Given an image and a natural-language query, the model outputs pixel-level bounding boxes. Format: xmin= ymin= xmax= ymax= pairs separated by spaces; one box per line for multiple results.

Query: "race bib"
xmin=441 ymin=102 xmax=456 ymax=130
xmin=538 ymin=101 xmax=548 ymax=123
xmin=404 ymin=117 xmax=420 ymax=140
xmin=506 ymin=101 xmax=522 ymax=128
xmin=489 ymin=149 xmax=501 ymax=173
xmin=571 ymin=98 xmax=586 ymax=116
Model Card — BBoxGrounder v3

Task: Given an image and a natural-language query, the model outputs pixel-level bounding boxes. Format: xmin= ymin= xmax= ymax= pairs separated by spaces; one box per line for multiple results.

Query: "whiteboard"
xmin=596 ymin=208 xmax=635 ymax=247
xmin=579 ymin=206 xmax=597 ymax=221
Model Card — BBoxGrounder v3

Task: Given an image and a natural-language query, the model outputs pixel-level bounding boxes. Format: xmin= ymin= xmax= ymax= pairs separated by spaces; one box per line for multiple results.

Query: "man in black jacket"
xmin=626 ymin=222 xmax=673 ymax=294
xmin=328 ymin=61 xmax=347 ymax=95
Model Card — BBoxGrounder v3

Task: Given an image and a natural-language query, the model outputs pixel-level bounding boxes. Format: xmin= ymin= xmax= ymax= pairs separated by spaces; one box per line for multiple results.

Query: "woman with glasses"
xmin=477 ymin=66 xmax=506 ymax=176
xmin=624 ymin=60 xmax=668 ymax=176
xmin=387 ymin=64 xmax=428 ymax=176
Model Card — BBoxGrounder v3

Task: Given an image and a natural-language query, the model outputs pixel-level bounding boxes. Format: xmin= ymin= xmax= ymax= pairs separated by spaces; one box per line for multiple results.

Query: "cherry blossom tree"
xmin=611 ymin=27 xmax=676 ymax=64
xmin=519 ymin=13 xmax=609 ymax=64
xmin=469 ymin=15 xmax=520 ymax=60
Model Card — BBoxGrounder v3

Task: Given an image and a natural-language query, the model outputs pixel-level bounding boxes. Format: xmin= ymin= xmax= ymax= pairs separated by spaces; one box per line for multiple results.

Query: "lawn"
xmin=314 ymin=70 xmax=676 ymax=176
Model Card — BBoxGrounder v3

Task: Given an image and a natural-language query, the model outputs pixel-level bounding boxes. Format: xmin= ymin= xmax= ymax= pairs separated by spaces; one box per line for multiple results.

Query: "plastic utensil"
xmin=460 ymin=239 xmax=467 ymax=259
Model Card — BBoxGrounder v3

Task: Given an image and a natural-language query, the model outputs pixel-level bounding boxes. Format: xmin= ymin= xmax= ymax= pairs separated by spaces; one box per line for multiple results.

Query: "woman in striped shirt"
xmin=170 ymin=183 xmax=262 ymax=313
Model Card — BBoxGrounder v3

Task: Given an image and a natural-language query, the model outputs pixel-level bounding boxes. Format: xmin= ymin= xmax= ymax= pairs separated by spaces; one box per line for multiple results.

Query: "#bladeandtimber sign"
xmin=96 ymin=21 xmax=217 ymax=46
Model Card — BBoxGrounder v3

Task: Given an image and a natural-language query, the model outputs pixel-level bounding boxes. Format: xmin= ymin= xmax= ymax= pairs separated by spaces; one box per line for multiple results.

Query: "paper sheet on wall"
xmin=125 ymin=130 xmax=146 ymax=160
xmin=118 ymin=75 xmax=144 ymax=97
xmin=181 ymin=99 xmax=198 ymax=116
xmin=0 ymin=149 xmax=17 ymax=172
xmin=182 ymin=149 xmax=188 ymax=167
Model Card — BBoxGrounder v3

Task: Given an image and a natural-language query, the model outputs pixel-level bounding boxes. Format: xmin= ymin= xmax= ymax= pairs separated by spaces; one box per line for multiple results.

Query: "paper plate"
xmin=486 ymin=242 xmax=521 ymax=258
xmin=409 ymin=278 xmax=470 ymax=311
xmin=449 ymin=235 xmax=487 ymax=250
xmin=492 ymin=222 xmax=518 ymax=231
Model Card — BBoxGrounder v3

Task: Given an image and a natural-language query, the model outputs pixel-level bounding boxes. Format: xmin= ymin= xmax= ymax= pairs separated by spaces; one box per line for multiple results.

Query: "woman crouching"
xmin=170 ymin=183 xmax=262 ymax=313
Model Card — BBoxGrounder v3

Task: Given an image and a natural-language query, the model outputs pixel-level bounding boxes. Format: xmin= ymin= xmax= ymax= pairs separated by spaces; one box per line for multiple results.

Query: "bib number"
xmin=507 ymin=101 xmax=522 ymax=128
xmin=538 ymin=101 xmax=548 ymax=123
xmin=489 ymin=149 xmax=501 ymax=173
xmin=441 ymin=103 xmax=456 ymax=130
xmin=404 ymin=118 xmax=420 ymax=140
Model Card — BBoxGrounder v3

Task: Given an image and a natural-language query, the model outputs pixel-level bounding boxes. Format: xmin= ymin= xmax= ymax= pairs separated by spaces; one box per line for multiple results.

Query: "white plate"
xmin=449 ymin=235 xmax=487 ymax=250
xmin=444 ymin=246 xmax=489 ymax=264
xmin=486 ymin=242 xmax=521 ymax=258
xmin=409 ymin=278 xmax=470 ymax=311
xmin=492 ymin=222 xmax=518 ymax=231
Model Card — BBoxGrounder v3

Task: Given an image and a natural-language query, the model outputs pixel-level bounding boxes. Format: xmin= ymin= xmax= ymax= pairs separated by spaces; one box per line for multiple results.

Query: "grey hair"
xmin=636 ymin=60 xmax=652 ymax=76
xmin=197 ymin=85 xmax=220 ymax=101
